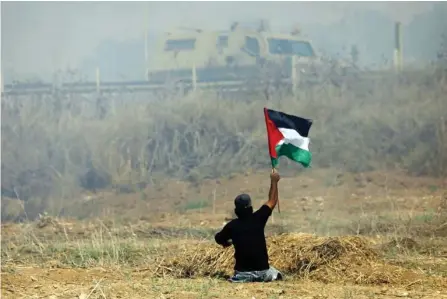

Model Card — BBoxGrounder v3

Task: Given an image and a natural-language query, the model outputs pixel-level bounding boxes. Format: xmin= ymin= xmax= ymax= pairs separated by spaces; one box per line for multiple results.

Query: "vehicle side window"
xmin=164 ymin=39 xmax=196 ymax=51
xmin=244 ymin=36 xmax=260 ymax=55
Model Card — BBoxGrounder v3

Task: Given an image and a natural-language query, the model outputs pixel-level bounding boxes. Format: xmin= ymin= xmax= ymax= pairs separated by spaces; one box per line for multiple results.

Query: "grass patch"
xmin=181 ymin=199 xmax=210 ymax=211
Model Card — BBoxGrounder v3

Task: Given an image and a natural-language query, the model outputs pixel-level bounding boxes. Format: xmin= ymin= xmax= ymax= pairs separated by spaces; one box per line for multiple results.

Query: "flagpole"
xmin=265 ymin=107 xmax=280 ymax=215
xmin=272 ymin=167 xmax=280 ymax=214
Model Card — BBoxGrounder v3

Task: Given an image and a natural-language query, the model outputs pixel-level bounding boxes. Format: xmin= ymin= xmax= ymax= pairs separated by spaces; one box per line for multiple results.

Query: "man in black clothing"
xmin=214 ymin=170 xmax=282 ymax=282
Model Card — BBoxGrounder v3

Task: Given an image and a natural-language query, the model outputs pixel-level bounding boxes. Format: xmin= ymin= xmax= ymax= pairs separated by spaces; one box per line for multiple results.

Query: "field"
xmin=1 ymin=68 xmax=447 ymax=298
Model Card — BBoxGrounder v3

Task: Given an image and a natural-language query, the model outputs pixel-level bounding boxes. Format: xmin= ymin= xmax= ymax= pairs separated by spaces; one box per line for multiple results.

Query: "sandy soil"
xmin=2 ymin=266 xmax=447 ymax=299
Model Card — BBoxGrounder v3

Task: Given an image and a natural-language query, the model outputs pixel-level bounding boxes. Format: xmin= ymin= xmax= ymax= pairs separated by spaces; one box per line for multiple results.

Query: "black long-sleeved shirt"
xmin=215 ymin=204 xmax=272 ymax=272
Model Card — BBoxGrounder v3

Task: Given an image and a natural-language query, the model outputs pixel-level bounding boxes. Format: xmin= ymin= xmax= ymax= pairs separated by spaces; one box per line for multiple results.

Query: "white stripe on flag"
xmin=278 ymin=128 xmax=310 ymax=151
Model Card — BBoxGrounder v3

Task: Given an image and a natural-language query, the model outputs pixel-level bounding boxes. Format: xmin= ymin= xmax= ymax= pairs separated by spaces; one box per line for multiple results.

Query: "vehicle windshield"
xmin=164 ymin=39 xmax=196 ymax=51
xmin=267 ymin=38 xmax=315 ymax=57
xmin=217 ymin=36 xmax=228 ymax=48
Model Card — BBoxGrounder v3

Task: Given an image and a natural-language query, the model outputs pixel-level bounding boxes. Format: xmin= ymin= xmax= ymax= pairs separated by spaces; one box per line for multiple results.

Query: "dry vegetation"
xmin=157 ymin=233 xmax=445 ymax=286
xmin=1 ymin=66 xmax=447 ymax=298
xmin=2 ymin=68 xmax=447 ymax=220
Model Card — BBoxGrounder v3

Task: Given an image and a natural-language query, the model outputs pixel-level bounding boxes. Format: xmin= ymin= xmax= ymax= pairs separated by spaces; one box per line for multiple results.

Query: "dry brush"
xmin=1 ymin=68 xmax=446 ymax=221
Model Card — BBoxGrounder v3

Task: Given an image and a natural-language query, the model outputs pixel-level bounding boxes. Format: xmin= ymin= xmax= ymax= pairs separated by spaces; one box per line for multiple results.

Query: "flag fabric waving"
xmin=264 ymin=108 xmax=313 ymax=168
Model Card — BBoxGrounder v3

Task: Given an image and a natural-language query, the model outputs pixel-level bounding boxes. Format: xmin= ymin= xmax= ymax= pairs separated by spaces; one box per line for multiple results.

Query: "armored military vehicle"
xmin=147 ymin=21 xmax=321 ymax=87
xmin=2 ymin=21 xmax=329 ymax=96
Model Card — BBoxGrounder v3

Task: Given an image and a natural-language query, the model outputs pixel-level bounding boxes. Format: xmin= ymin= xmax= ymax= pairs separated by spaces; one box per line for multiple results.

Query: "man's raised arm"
xmin=265 ymin=170 xmax=280 ymax=210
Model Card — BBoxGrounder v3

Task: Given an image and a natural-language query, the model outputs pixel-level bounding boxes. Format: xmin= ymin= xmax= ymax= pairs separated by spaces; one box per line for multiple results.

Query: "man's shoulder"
xmin=254 ymin=204 xmax=273 ymax=218
xmin=255 ymin=204 xmax=273 ymax=214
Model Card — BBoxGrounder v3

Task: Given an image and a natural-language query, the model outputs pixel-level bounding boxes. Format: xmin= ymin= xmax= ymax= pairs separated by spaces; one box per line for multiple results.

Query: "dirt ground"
xmin=2 ymin=266 xmax=447 ymax=299
xmin=1 ymin=170 xmax=446 ymax=299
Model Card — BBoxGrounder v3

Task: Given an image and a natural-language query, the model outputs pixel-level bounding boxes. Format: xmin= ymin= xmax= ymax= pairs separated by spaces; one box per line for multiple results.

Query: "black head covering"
xmin=234 ymin=193 xmax=252 ymax=209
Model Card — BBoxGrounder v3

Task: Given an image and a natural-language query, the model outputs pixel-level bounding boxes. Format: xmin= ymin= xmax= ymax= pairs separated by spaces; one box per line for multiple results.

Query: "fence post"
xmin=0 ymin=70 xmax=3 ymax=94
xmin=96 ymin=67 xmax=101 ymax=93
xmin=144 ymin=28 xmax=149 ymax=80
xmin=144 ymin=2 xmax=149 ymax=81
xmin=192 ymin=63 xmax=197 ymax=92
xmin=394 ymin=22 xmax=403 ymax=72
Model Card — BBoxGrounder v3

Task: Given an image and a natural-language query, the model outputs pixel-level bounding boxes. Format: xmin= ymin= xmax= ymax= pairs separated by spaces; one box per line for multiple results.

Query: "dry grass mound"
xmin=157 ymin=233 xmax=443 ymax=286
xmin=381 ymin=237 xmax=421 ymax=254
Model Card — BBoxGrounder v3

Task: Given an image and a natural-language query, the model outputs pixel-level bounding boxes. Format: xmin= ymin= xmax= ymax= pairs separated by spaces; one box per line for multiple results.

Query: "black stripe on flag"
xmin=266 ymin=108 xmax=313 ymax=137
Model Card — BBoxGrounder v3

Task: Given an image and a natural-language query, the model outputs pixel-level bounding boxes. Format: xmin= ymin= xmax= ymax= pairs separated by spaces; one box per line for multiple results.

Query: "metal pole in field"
xmin=144 ymin=2 xmax=149 ymax=80
xmin=96 ymin=67 xmax=101 ymax=94
xmin=394 ymin=22 xmax=403 ymax=72
xmin=192 ymin=63 xmax=197 ymax=91
xmin=0 ymin=70 xmax=3 ymax=94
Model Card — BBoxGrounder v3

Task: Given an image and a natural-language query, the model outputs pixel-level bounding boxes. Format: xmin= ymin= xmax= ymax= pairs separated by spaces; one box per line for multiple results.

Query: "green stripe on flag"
xmin=271 ymin=143 xmax=312 ymax=168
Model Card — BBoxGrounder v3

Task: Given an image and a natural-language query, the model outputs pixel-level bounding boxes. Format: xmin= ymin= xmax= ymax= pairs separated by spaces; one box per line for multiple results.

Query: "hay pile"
xmin=381 ymin=237 xmax=420 ymax=253
xmin=157 ymin=233 xmax=428 ymax=285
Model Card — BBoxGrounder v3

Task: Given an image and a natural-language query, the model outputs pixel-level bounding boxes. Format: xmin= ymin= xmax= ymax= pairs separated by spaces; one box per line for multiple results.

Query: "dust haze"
xmin=2 ymin=1 xmax=446 ymax=82
xmin=2 ymin=4 xmax=447 ymax=297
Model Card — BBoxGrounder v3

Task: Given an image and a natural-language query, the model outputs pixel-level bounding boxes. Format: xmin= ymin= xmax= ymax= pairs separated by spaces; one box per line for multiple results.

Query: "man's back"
xmin=215 ymin=204 xmax=272 ymax=272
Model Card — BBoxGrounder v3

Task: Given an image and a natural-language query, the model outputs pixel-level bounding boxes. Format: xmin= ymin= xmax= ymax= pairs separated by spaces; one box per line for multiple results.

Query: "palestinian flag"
xmin=264 ymin=108 xmax=313 ymax=168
